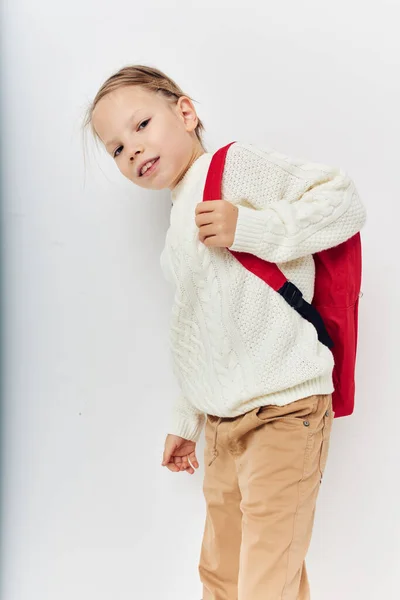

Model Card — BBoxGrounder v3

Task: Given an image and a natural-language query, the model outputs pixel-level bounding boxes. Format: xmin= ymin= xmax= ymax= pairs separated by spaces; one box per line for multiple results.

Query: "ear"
xmin=176 ymin=96 xmax=199 ymax=133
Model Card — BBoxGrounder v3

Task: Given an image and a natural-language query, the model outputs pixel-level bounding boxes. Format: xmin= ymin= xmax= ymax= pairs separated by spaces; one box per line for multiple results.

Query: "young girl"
xmin=83 ymin=64 xmax=367 ymax=600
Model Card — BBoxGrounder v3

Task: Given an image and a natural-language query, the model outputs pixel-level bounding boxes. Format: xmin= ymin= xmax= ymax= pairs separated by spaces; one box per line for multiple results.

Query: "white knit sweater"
xmin=159 ymin=141 xmax=367 ymax=442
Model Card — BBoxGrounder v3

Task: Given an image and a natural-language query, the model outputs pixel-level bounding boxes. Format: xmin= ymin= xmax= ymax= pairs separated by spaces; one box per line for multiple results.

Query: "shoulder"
xmin=220 ymin=141 xmax=347 ymax=207
xmin=225 ymin=140 xmax=342 ymax=178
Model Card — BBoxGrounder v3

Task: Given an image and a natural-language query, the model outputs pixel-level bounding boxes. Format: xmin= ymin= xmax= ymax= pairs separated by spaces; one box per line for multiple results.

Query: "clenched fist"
xmin=195 ymin=200 xmax=238 ymax=248
xmin=161 ymin=434 xmax=199 ymax=475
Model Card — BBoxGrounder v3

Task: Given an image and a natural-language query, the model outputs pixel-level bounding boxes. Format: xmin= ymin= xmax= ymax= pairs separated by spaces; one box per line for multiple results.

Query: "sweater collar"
xmin=171 ymin=152 xmax=213 ymax=205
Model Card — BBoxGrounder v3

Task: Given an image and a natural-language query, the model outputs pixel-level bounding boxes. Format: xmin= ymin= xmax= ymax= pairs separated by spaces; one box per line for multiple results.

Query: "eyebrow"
xmin=105 ymin=109 xmax=144 ymax=149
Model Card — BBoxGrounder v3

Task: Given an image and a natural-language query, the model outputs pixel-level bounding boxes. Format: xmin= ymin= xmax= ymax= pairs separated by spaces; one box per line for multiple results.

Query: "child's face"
xmin=92 ymin=85 xmax=203 ymax=191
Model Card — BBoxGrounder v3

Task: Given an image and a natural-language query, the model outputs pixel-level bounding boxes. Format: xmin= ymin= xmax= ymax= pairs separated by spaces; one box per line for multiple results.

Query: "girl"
xmin=83 ymin=64 xmax=367 ymax=600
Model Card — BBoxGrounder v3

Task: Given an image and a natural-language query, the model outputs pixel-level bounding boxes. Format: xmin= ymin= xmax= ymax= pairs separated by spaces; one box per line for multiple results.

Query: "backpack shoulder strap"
xmin=203 ymin=142 xmax=286 ymax=291
xmin=203 ymin=142 xmax=334 ymax=349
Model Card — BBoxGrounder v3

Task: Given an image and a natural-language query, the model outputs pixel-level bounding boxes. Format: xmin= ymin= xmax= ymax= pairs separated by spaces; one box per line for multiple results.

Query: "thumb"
xmin=162 ymin=437 xmax=176 ymax=466
xmin=161 ymin=450 xmax=171 ymax=466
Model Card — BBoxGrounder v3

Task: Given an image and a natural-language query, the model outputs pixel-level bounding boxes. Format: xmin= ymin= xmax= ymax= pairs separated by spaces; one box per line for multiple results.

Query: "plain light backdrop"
xmin=1 ymin=1 xmax=399 ymax=599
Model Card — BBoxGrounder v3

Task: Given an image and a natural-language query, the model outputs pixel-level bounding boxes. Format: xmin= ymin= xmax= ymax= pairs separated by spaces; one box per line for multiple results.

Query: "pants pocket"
xmin=290 ymin=394 xmax=333 ymax=481
xmin=253 ymin=394 xmax=321 ymax=427
xmin=319 ymin=404 xmax=334 ymax=481
xmin=251 ymin=394 xmax=334 ymax=483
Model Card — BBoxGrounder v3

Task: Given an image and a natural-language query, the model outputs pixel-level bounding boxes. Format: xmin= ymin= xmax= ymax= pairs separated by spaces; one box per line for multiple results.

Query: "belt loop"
xmin=208 ymin=417 xmax=222 ymax=466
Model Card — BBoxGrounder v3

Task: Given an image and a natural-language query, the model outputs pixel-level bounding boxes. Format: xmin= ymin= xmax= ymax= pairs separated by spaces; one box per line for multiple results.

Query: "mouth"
xmin=138 ymin=157 xmax=160 ymax=178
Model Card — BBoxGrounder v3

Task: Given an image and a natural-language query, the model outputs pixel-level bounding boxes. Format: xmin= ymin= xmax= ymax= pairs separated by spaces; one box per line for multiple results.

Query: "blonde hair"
xmin=82 ymin=64 xmax=207 ymax=156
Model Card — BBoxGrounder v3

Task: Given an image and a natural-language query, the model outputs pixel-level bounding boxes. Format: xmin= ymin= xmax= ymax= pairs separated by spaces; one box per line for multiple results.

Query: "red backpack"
xmin=203 ymin=141 xmax=362 ymax=418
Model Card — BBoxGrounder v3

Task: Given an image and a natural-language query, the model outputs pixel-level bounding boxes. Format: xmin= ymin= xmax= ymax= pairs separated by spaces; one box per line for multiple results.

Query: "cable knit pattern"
xmin=226 ymin=143 xmax=366 ymax=262
xmin=160 ymin=142 xmax=367 ymax=442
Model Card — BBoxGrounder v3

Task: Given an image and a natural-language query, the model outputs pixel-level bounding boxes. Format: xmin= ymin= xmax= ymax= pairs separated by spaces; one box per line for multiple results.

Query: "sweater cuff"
xmin=169 ymin=406 xmax=206 ymax=443
xmin=229 ymin=205 xmax=267 ymax=255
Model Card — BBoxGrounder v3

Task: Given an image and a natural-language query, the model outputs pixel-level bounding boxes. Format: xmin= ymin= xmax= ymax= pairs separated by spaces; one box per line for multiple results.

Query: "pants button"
xmin=303 ymin=420 xmax=310 ymax=427
xmin=325 ymin=410 xmax=329 ymax=417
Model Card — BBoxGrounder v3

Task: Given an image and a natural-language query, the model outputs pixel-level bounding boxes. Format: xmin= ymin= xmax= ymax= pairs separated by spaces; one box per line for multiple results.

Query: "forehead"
xmin=92 ymin=86 xmax=162 ymax=145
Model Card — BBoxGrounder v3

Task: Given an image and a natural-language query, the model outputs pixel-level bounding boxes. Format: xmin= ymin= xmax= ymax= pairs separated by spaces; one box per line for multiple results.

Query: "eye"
xmin=113 ymin=146 xmax=123 ymax=158
xmin=138 ymin=119 xmax=150 ymax=130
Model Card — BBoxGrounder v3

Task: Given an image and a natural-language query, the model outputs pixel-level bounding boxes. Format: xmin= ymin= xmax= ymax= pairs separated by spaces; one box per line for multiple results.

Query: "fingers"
xmin=195 ymin=199 xmax=223 ymax=215
xmin=181 ymin=454 xmax=198 ymax=475
xmin=165 ymin=462 xmax=180 ymax=472
xmin=177 ymin=454 xmax=189 ymax=471
xmin=165 ymin=464 xmax=195 ymax=474
xmin=174 ymin=456 xmax=189 ymax=472
xmin=189 ymin=451 xmax=199 ymax=469
xmin=163 ymin=455 xmax=199 ymax=475
xmin=164 ymin=460 xmax=193 ymax=474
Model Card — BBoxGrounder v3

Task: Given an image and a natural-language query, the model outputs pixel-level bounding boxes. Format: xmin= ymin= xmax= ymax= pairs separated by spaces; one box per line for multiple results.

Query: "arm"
xmin=169 ymin=394 xmax=206 ymax=442
xmin=227 ymin=143 xmax=367 ymax=263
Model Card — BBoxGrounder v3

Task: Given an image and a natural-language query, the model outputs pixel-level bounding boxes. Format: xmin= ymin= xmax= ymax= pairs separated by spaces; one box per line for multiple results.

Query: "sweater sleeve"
xmin=227 ymin=144 xmax=367 ymax=263
xmin=169 ymin=395 xmax=206 ymax=442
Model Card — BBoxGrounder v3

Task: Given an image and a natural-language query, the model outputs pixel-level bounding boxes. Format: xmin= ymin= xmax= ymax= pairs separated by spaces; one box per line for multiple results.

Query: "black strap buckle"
xmin=278 ymin=280 xmax=334 ymax=349
xmin=280 ymin=281 xmax=304 ymax=309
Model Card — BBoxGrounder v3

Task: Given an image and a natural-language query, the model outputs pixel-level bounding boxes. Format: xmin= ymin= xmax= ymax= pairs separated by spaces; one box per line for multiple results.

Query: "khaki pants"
xmin=199 ymin=393 xmax=334 ymax=600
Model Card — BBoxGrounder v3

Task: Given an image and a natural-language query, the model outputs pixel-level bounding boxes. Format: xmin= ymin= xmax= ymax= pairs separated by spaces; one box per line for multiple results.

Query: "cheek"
xmin=117 ymin=161 xmax=129 ymax=177
xmin=154 ymin=124 xmax=175 ymax=148
xmin=117 ymin=160 xmax=136 ymax=184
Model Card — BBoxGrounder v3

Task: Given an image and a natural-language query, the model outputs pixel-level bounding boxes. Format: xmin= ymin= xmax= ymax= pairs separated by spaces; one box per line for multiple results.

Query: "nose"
xmin=129 ymin=147 xmax=143 ymax=163
xmin=126 ymin=146 xmax=144 ymax=176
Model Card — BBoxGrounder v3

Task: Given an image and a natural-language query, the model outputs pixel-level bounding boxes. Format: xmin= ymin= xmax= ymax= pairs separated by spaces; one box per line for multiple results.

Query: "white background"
xmin=1 ymin=1 xmax=399 ymax=598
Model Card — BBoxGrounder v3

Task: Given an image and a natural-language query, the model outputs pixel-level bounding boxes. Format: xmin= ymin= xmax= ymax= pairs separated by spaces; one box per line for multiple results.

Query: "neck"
xmin=170 ymin=146 xmax=206 ymax=192
xmin=170 ymin=149 xmax=212 ymax=205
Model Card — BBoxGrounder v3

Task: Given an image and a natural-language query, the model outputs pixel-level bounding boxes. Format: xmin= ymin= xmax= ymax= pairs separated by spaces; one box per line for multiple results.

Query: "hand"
xmin=195 ymin=200 xmax=238 ymax=248
xmin=161 ymin=434 xmax=199 ymax=475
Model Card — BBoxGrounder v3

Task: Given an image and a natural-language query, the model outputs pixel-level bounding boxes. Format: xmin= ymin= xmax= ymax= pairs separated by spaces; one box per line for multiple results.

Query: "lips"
xmin=138 ymin=157 xmax=160 ymax=177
